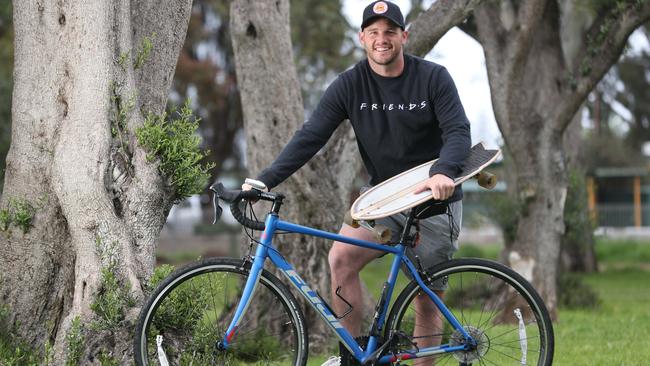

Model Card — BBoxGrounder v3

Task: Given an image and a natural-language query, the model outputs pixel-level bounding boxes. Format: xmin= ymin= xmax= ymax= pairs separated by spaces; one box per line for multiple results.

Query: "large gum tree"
xmin=230 ymin=0 xmax=363 ymax=350
xmin=407 ymin=0 xmax=650 ymax=317
xmin=0 ymin=0 xmax=192 ymax=363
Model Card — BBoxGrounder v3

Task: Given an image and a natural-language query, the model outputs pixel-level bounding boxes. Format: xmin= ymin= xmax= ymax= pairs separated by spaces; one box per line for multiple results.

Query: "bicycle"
xmin=134 ymin=183 xmax=554 ymax=365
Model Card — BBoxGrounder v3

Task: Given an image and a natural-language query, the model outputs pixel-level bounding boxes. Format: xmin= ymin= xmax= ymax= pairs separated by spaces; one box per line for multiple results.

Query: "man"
xmin=245 ymin=1 xmax=470 ymax=364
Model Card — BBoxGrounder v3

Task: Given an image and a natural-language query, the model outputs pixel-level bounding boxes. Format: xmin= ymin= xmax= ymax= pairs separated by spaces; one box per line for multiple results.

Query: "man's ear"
xmin=359 ymin=30 xmax=365 ymax=44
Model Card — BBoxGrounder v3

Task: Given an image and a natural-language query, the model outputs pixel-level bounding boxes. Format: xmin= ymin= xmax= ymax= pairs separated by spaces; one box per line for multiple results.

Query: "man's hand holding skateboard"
xmin=414 ymin=174 xmax=455 ymax=201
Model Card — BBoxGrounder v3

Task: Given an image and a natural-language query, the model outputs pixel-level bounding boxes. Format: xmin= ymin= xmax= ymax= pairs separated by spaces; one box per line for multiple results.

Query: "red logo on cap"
xmin=373 ymin=1 xmax=388 ymax=14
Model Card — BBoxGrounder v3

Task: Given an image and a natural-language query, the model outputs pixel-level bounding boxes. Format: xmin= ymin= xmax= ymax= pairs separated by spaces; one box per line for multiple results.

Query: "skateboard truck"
xmin=344 ymin=210 xmax=392 ymax=243
xmin=473 ymin=171 xmax=497 ymax=189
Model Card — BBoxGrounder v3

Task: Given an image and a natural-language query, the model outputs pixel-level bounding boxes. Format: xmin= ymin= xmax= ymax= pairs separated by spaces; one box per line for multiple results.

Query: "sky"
xmin=342 ymin=0 xmax=502 ymax=148
xmin=343 ymin=0 xmax=650 ymax=150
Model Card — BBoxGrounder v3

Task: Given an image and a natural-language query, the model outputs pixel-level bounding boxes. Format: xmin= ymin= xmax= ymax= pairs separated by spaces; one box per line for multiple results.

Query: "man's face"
xmin=359 ymin=18 xmax=408 ymax=67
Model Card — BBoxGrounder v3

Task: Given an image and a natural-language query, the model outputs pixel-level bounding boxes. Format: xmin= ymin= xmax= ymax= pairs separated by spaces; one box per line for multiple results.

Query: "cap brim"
xmin=361 ymin=15 xmax=404 ymax=30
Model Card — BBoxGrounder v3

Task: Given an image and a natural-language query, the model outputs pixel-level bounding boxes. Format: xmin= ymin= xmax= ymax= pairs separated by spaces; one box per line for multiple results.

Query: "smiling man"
xmin=248 ymin=1 xmax=471 ymax=364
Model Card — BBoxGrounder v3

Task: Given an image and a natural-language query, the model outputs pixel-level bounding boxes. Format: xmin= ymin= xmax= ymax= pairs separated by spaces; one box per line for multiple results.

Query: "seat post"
xmin=398 ymin=209 xmax=418 ymax=246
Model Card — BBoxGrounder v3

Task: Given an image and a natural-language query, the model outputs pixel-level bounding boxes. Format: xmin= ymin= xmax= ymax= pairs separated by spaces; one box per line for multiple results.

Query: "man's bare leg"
xmin=328 ymin=224 xmax=384 ymax=337
xmin=412 ymin=291 xmax=444 ymax=366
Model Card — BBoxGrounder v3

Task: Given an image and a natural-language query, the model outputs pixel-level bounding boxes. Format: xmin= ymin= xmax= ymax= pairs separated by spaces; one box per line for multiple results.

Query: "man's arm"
xmin=255 ymin=77 xmax=349 ymax=190
xmin=416 ymin=67 xmax=471 ymax=200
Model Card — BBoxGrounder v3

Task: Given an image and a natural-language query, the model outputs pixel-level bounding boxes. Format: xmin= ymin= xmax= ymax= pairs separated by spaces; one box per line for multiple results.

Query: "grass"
xmin=310 ymin=239 xmax=650 ymax=365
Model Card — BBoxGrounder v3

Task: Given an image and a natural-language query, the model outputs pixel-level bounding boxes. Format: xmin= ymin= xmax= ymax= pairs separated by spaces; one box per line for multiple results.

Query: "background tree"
xmin=407 ymin=0 xmax=650 ymax=317
xmin=172 ymin=0 xmax=244 ymax=187
xmin=171 ymin=0 xmax=358 ymax=191
xmin=0 ymin=2 xmax=13 ymax=193
xmin=582 ymin=23 xmax=650 ymax=164
xmin=230 ymin=0 xmax=362 ymax=350
xmin=0 ymin=1 xmax=192 ymax=363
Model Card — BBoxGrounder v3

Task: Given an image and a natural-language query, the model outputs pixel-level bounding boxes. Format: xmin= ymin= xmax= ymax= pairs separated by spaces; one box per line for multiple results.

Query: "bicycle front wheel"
xmin=134 ymin=257 xmax=308 ymax=366
xmin=385 ymin=258 xmax=554 ymax=365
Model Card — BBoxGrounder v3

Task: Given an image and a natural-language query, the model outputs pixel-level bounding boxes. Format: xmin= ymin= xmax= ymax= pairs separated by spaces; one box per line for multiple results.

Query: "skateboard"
xmin=350 ymin=142 xmax=501 ymax=223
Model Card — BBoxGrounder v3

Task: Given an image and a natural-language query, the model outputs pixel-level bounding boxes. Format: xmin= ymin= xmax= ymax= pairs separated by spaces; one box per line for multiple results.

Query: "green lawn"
xmin=310 ymin=240 xmax=650 ymax=365
xmin=2 ymin=239 xmax=647 ymax=365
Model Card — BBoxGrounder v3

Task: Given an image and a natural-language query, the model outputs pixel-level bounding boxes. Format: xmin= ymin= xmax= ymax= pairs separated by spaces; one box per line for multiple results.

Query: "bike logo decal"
xmin=285 ymin=270 xmax=344 ymax=329
xmin=373 ymin=1 xmax=388 ymax=14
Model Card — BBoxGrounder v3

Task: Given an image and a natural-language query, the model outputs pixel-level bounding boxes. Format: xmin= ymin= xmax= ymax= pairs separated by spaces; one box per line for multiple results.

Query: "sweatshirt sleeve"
xmin=428 ymin=67 xmax=471 ymax=178
xmin=256 ymin=77 xmax=348 ymax=189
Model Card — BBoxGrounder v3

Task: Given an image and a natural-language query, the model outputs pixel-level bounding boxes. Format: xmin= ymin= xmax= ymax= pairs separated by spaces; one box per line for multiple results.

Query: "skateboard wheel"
xmin=373 ymin=225 xmax=392 ymax=244
xmin=344 ymin=210 xmax=360 ymax=228
xmin=476 ymin=171 xmax=497 ymax=189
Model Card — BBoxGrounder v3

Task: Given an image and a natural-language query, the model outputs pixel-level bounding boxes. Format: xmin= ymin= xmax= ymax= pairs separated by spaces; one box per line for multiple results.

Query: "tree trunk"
xmin=230 ymin=0 xmax=362 ymax=351
xmin=560 ymin=112 xmax=597 ymax=273
xmin=0 ymin=1 xmax=191 ymax=363
xmin=405 ymin=0 xmax=650 ymax=318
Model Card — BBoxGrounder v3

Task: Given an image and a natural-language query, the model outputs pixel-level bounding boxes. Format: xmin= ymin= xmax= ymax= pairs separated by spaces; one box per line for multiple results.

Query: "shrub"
xmin=136 ymin=100 xmax=215 ymax=202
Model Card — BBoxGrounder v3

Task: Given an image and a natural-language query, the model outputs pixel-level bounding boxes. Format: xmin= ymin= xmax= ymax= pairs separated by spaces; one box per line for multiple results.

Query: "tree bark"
xmin=407 ymin=0 xmax=650 ymax=317
xmin=470 ymin=0 xmax=650 ymax=317
xmin=0 ymin=0 xmax=191 ymax=363
xmin=230 ymin=0 xmax=363 ymax=351
xmin=560 ymin=112 xmax=597 ymax=273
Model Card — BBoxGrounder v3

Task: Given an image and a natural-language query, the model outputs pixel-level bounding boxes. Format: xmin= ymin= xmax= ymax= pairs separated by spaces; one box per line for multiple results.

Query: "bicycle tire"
xmin=134 ymin=257 xmax=308 ymax=366
xmin=385 ymin=258 xmax=554 ymax=365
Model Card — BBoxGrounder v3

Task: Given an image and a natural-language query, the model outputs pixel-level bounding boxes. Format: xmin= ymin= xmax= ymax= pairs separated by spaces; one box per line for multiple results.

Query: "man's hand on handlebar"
xmin=242 ymin=178 xmax=268 ymax=192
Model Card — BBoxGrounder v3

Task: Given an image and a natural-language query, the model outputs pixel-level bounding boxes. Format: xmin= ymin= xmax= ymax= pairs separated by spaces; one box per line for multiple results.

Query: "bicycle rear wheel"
xmin=134 ymin=257 xmax=308 ymax=366
xmin=385 ymin=258 xmax=554 ymax=365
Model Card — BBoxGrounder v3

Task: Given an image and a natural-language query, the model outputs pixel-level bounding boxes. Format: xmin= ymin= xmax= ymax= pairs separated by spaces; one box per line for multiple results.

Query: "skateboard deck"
xmin=350 ymin=142 xmax=501 ymax=221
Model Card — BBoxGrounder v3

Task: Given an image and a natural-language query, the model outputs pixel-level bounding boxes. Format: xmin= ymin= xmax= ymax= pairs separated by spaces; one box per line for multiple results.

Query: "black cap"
xmin=361 ymin=1 xmax=405 ymax=30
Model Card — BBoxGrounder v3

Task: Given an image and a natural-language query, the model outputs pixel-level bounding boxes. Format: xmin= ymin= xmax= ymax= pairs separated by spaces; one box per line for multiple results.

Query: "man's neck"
xmin=368 ymin=54 xmax=406 ymax=77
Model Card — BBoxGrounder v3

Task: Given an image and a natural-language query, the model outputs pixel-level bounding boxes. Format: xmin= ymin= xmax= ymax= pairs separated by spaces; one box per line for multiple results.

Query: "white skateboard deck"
xmin=350 ymin=142 xmax=500 ymax=221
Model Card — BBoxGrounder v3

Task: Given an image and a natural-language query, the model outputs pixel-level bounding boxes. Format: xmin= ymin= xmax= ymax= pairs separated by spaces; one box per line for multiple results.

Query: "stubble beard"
xmin=367 ymin=45 xmax=401 ymax=67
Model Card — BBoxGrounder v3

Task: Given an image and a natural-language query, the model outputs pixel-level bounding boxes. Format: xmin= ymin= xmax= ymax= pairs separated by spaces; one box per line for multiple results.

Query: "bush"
xmin=557 ymin=273 xmax=600 ymax=309
xmin=136 ymin=100 xmax=215 ymax=202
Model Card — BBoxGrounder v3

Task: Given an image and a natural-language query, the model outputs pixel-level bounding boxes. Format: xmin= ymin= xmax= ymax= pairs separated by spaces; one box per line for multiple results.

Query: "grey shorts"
xmin=375 ymin=200 xmax=462 ymax=290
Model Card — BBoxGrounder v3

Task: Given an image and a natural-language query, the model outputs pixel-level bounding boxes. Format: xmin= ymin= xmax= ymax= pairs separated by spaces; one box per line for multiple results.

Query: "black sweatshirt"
xmin=257 ymin=54 xmax=471 ymax=202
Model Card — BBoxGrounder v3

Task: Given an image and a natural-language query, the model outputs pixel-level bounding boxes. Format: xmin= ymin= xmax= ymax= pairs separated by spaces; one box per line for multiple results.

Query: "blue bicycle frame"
xmin=221 ymin=212 xmax=474 ymax=364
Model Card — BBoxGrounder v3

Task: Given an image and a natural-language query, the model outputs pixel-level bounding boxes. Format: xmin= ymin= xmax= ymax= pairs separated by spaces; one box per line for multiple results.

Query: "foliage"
xmin=0 ymin=197 xmax=37 ymax=234
xmin=0 ymin=283 xmax=47 ymax=365
xmin=64 ymin=316 xmax=84 ymax=366
xmin=149 ymin=270 xmax=210 ymax=334
xmin=109 ymin=83 xmax=135 ymax=139
xmin=133 ymin=33 xmax=155 ymax=70
xmin=145 ymin=263 xmax=175 ymax=292
xmin=136 ymin=100 xmax=215 ymax=202
xmin=290 ymin=0 xmax=357 ymax=110
xmin=169 ymin=0 xmax=356 ymax=184
xmin=97 ymin=350 xmax=118 ymax=366
xmin=557 ymin=272 xmax=601 ymax=309
xmin=482 ymin=191 xmax=521 ymax=245
xmin=90 ymin=239 xmax=136 ymax=330
xmin=560 ymin=169 xmax=597 ymax=272
xmin=595 ymin=238 xmax=650 ymax=265
xmin=352 ymin=240 xmax=650 ymax=366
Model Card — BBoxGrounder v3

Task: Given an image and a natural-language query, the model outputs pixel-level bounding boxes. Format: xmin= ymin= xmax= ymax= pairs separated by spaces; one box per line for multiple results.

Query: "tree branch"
xmin=405 ymin=0 xmax=483 ymax=57
xmin=507 ymin=0 xmax=549 ymax=82
xmin=556 ymin=1 xmax=650 ymax=130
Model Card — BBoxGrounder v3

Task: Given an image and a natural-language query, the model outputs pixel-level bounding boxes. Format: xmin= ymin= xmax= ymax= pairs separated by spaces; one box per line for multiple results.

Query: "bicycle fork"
xmin=219 ymin=216 xmax=276 ymax=349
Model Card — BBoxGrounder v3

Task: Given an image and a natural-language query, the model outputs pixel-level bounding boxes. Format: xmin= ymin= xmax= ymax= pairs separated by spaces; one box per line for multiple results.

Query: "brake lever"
xmin=212 ymin=191 xmax=223 ymax=225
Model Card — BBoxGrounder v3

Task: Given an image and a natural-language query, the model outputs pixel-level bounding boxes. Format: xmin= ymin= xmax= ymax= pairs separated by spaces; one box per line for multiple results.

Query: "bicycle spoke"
xmin=386 ymin=259 xmax=553 ymax=366
xmin=135 ymin=259 xmax=307 ymax=366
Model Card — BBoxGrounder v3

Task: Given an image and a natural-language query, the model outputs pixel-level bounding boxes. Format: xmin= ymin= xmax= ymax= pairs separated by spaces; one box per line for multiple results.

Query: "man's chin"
xmin=371 ymin=56 xmax=397 ymax=66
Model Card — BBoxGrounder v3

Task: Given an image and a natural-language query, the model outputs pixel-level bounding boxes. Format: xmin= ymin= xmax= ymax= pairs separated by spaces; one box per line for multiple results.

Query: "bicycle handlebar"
xmin=210 ymin=182 xmax=281 ymax=231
